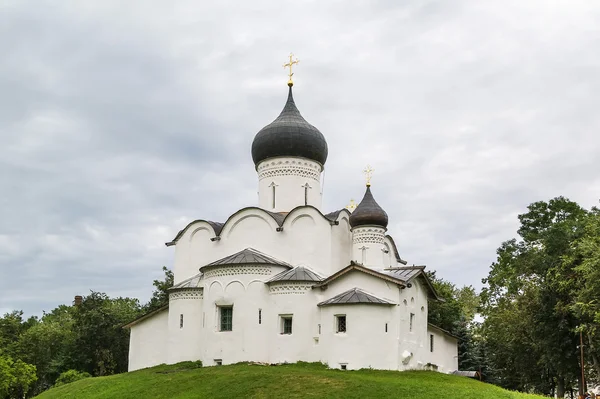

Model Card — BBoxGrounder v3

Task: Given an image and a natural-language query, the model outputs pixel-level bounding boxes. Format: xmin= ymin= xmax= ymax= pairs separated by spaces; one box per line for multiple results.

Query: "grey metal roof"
xmin=314 ymin=262 xmax=407 ymax=288
xmin=323 ymin=209 xmax=347 ymax=222
xmin=268 ymin=266 xmax=324 ymax=283
xmin=382 ymin=266 xmax=424 ymax=282
xmin=251 ymin=86 xmax=328 ymax=167
xmin=317 ymin=288 xmax=395 ymax=307
xmin=170 ymin=272 xmax=203 ymax=290
xmin=200 ymin=248 xmax=293 ymax=271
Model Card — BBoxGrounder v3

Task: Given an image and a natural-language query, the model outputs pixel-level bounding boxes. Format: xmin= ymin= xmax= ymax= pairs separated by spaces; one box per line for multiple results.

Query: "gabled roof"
xmin=199 ymin=248 xmax=292 ymax=271
xmin=313 ymin=262 xmax=407 ymax=288
xmin=268 ymin=266 xmax=324 ymax=283
xmin=384 ymin=266 xmax=442 ymax=301
xmin=382 ymin=265 xmax=425 ymax=281
xmin=428 ymin=323 xmax=460 ymax=340
xmin=170 ymin=272 xmax=203 ymax=291
xmin=317 ymin=287 xmax=395 ymax=306
xmin=123 ymin=305 xmax=169 ymax=329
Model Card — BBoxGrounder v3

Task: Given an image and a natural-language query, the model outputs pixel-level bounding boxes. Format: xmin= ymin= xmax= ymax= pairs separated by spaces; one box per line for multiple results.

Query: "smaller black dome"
xmin=251 ymin=86 xmax=328 ymax=167
xmin=349 ymin=186 xmax=389 ymax=228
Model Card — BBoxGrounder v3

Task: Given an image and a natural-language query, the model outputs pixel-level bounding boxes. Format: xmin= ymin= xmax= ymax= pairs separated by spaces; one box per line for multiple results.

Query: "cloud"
xmin=1 ymin=0 xmax=599 ymax=315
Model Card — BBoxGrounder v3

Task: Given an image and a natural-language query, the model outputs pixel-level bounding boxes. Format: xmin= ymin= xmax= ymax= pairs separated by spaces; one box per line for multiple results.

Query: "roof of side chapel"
xmin=199 ymin=248 xmax=293 ymax=271
xmin=317 ymin=288 xmax=395 ymax=306
xmin=268 ymin=266 xmax=324 ymax=283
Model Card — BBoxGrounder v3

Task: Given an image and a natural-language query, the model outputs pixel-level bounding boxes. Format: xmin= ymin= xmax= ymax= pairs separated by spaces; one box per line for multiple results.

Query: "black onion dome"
xmin=349 ymin=186 xmax=389 ymax=228
xmin=251 ymin=86 xmax=328 ymax=167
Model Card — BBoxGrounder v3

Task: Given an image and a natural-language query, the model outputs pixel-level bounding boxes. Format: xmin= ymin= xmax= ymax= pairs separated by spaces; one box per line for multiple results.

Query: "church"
xmin=125 ymin=57 xmax=459 ymax=373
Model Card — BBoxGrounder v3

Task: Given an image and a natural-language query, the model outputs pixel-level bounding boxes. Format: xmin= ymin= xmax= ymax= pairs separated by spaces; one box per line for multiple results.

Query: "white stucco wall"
xmin=128 ymin=309 xmax=169 ymax=371
xmin=167 ymin=290 xmax=204 ymax=365
xmin=200 ymin=264 xmax=289 ymax=366
xmin=427 ymin=326 xmax=459 ymax=373
xmin=256 ymin=157 xmax=323 ymax=212
xmin=172 ymin=207 xmax=352 ymax=284
xmin=319 ymin=304 xmax=398 ymax=370
xmin=397 ymin=277 xmax=431 ymax=371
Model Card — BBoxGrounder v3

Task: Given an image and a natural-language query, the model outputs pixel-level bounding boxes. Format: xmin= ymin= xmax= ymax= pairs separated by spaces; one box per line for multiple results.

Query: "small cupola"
xmin=349 ymin=185 xmax=389 ymax=228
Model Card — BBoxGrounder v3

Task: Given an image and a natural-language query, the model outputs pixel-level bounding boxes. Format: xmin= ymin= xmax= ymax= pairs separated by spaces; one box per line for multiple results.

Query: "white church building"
xmin=125 ymin=69 xmax=459 ymax=373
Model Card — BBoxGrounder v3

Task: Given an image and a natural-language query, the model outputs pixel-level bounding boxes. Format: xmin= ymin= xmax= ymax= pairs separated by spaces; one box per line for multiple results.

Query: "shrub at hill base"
xmin=0 ymin=354 xmax=37 ymax=399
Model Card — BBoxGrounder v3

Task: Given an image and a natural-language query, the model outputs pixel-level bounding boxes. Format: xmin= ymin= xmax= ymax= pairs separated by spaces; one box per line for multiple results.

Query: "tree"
xmin=72 ymin=292 xmax=141 ymax=376
xmin=480 ymin=197 xmax=590 ymax=396
xmin=426 ymin=271 xmax=483 ymax=372
xmin=0 ymin=354 xmax=37 ymax=399
xmin=15 ymin=305 xmax=76 ymax=394
xmin=566 ymin=207 xmax=600 ymax=380
xmin=144 ymin=266 xmax=174 ymax=312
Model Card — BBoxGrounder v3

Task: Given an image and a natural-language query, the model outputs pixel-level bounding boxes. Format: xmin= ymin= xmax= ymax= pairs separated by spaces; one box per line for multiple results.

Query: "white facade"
xmin=126 ymin=85 xmax=459 ymax=373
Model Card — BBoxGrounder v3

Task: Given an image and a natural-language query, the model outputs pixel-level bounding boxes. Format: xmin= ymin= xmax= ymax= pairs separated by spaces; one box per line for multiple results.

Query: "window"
xmin=280 ymin=315 xmax=293 ymax=334
xmin=214 ymin=359 xmax=222 ymax=366
xmin=430 ymin=334 xmax=434 ymax=352
xmin=318 ymin=324 xmax=321 ymax=334
xmin=258 ymin=309 xmax=262 ymax=324
xmin=219 ymin=307 xmax=233 ymax=331
xmin=340 ymin=364 xmax=347 ymax=370
xmin=385 ymin=323 xmax=388 ymax=333
xmin=336 ymin=315 xmax=347 ymax=333
xmin=180 ymin=314 xmax=184 ymax=329
xmin=409 ymin=313 xmax=415 ymax=332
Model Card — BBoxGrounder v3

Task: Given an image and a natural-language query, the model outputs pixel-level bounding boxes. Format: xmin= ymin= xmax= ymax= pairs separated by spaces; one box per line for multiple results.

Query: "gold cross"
xmin=345 ymin=199 xmax=357 ymax=212
xmin=283 ymin=53 xmax=299 ymax=86
xmin=363 ymin=165 xmax=374 ymax=186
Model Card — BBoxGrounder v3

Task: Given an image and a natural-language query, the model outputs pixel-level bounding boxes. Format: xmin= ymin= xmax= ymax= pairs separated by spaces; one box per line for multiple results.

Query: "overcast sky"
xmin=2 ymin=0 xmax=599 ymax=316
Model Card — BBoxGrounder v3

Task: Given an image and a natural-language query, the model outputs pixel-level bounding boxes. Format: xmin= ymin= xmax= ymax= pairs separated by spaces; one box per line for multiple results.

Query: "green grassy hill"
xmin=35 ymin=362 xmax=544 ymax=399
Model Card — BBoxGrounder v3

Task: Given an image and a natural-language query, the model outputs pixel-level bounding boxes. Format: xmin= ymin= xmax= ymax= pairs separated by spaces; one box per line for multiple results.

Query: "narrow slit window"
xmin=385 ymin=322 xmax=388 ymax=333
xmin=258 ymin=309 xmax=262 ymax=325
xmin=409 ymin=313 xmax=415 ymax=332
xmin=430 ymin=334 xmax=434 ymax=352
xmin=272 ymin=185 xmax=276 ymax=209
xmin=180 ymin=314 xmax=184 ymax=329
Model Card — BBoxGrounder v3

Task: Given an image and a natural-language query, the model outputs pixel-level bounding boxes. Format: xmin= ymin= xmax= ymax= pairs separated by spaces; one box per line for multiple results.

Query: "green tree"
xmin=426 ymin=271 xmax=482 ymax=372
xmin=566 ymin=207 xmax=600 ymax=380
xmin=480 ymin=197 xmax=589 ymax=396
xmin=72 ymin=292 xmax=141 ymax=376
xmin=0 ymin=354 xmax=37 ymax=399
xmin=144 ymin=266 xmax=174 ymax=312
xmin=15 ymin=305 xmax=76 ymax=394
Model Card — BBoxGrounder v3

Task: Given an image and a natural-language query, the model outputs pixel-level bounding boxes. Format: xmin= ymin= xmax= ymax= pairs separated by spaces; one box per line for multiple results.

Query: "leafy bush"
xmin=54 ymin=370 xmax=92 ymax=387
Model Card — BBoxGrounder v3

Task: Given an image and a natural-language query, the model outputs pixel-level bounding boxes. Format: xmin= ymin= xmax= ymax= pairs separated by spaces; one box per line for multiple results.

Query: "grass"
xmin=35 ymin=362 xmax=545 ymax=399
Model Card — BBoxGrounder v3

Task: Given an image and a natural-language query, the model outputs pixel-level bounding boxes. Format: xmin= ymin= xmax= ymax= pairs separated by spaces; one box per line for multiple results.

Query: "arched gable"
xmin=166 ymin=206 xmax=351 ymax=247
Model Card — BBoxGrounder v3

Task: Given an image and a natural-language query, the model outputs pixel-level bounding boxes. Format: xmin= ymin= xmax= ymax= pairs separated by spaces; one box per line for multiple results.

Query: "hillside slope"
xmin=35 ymin=362 xmax=544 ymax=399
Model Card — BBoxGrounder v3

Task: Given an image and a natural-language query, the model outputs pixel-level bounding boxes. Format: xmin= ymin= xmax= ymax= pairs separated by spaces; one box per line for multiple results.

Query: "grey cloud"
xmin=1 ymin=0 xmax=600 ymax=315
